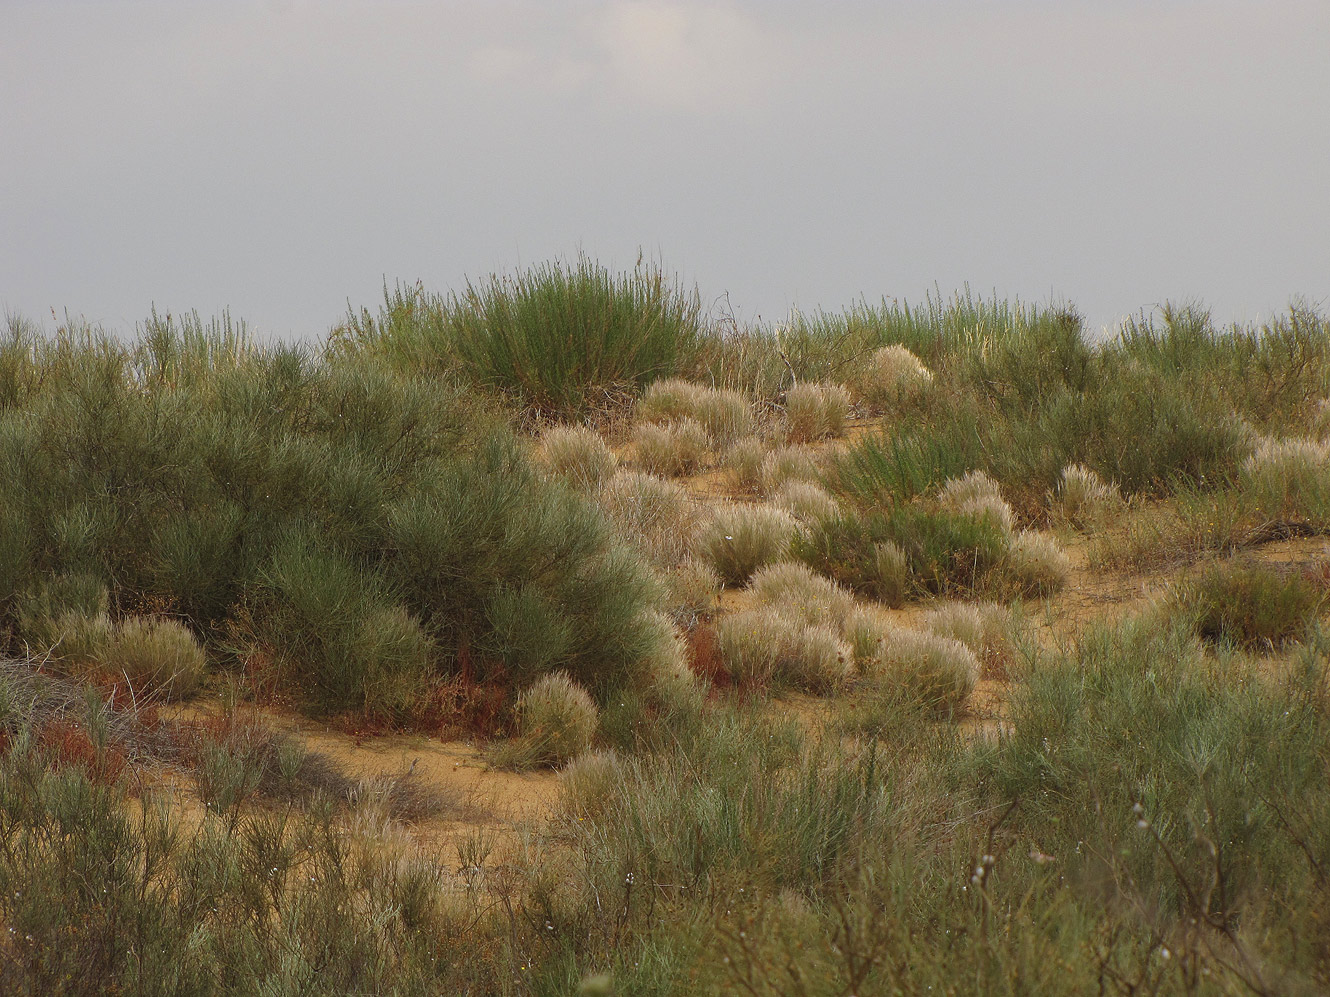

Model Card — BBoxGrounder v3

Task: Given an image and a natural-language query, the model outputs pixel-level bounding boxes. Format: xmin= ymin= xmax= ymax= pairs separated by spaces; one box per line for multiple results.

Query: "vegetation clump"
xmin=1172 ymin=559 xmax=1324 ymax=649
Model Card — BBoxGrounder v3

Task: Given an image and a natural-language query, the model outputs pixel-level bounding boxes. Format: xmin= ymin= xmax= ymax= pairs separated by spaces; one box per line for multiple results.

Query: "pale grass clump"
xmin=748 ymin=561 xmax=856 ymax=630
xmin=845 ymin=606 xmax=892 ymax=672
xmin=852 ymin=344 xmax=934 ymax=410
xmin=692 ymin=387 xmax=755 ymax=445
xmin=42 ymin=610 xmax=115 ymax=673
xmin=784 ymin=382 xmax=851 ymax=443
xmin=871 ymin=540 xmax=911 ymax=607
xmin=637 ymin=609 xmax=706 ymax=713
xmin=663 ymin=557 xmax=721 ymax=619
xmin=939 ymin=470 xmax=1015 ymax=534
xmin=703 ymin=503 xmax=801 ymax=585
xmin=637 ymin=378 xmax=705 ymax=423
xmin=923 ymin=600 xmax=1016 ymax=677
xmin=772 ymin=480 xmax=840 ymax=525
xmin=106 ymin=616 xmax=207 ymax=699
xmin=1053 ymin=463 xmax=1122 ymax=528
xmin=559 ymin=749 xmax=624 ymax=821
xmin=1312 ymin=398 xmax=1330 ymax=439
xmin=725 ymin=437 xmax=767 ymax=493
xmin=1240 ymin=435 xmax=1330 ymax=518
xmin=632 ymin=418 xmax=710 ymax=477
xmin=516 ymin=670 xmax=599 ymax=766
xmin=597 ymin=470 xmax=706 ymax=568
xmin=759 ymin=445 xmax=821 ymax=495
xmin=538 ymin=424 xmax=618 ymax=491
xmin=870 ymin=627 xmax=978 ymax=712
xmin=716 ymin=608 xmax=852 ymax=693
xmin=1003 ymin=531 xmax=1072 ymax=596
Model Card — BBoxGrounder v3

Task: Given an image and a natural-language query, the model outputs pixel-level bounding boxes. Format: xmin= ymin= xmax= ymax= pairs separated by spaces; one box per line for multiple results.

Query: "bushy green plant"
xmin=344 ymin=258 xmax=703 ymax=416
xmin=1172 ymin=559 xmax=1324 ymax=649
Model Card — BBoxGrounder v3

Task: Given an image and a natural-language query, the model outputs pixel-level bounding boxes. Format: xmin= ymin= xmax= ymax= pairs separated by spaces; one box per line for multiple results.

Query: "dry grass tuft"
xmin=923 ymin=600 xmax=1017 ymax=678
xmin=869 ymin=627 xmax=978 ymax=712
xmin=597 ymin=470 xmax=707 ymax=568
xmin=748 ymin=561 xmax=856 ymax=630
xmin=105 ymin=617 xmax=206 ymax=699
xmin=784 ymin=382 xmax=851 ymax=443
xmin=715 ymin=608 xmax=852 ymax=694
xmin=1053 ymin=463 xmax=1122 ymax=528
xmin=632 ymin=418 xmax=710 ymax=477
xmin=539 ymin=424 xmax=618 ymax=490
xmin=759 ymin=445 xmax=821 ymax=495
xmin=702 ymin=503 xmax=801 ymax=585
xmin=1002 ymin=530 xmax=1072 ymax=596
xmin=851 ymin=344 xmax=934 ymax=411
xmin=772 ymin=480 xmax=840 ymax=524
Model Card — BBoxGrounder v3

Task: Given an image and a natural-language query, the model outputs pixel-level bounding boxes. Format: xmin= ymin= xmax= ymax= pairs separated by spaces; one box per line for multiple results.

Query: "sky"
xmin=2 ymin=0 xmax=1328 ymax=341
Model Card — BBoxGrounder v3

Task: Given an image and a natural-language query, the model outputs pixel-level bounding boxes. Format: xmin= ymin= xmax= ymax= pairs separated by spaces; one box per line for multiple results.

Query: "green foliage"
xmin=794 ymin=506 xmax=1009 ymax=601
xmin=0 ymin=316 xmax=664 ymax=717
xmin=343 ymin=258 xmax=704 ymax=416
xmin=1172 ymin=559 xmax=1325 ymax=649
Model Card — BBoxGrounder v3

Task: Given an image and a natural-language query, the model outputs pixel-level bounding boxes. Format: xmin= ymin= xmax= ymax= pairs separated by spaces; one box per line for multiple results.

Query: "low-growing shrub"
xmin=538 ymin=424 xmax=618 ymax=491
xmin=105 ymin=616 xmax=206 ymax=699
xmin=1172 ymin=559 xmax=1324 ymax=649
xmin=784 ymin=382 xmax=851 ymax=443
xmin=869 ymin=627 xmax=978 ymax=713
xmin=850 ymin=343 xmax=933 ymax=411
xmin=715 ymin=608 xmax=786 ymax=687
xmin=632 ymin=418 xmax=709 ymax=477
xmin=511 ymin=670 xmax=599 ymax=767
xmin=748 ymin=561 xmax=856 ymax=630
xmin=42 ymin=611 xmax=115 ymax=673
xmin=830 ymin=423 xmax=980 ymax=507
xmin=1000 ymin=530 xmax=1072 ymax=597
xmin=703 ymin=503 xmax=801 ymax=585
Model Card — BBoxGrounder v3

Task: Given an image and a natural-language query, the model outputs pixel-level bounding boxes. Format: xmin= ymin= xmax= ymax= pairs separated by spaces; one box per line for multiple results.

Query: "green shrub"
xmin=105 ymin=616 xmax=206 ymax=699
xmin=346 ymin=259 xmax=703 ymax=416
xmin=830 ymin=423 xmax=980 ymax=508
xmin=1172 ymin=559 xmax=1323 ymax=649
xmin=703 ymin=503 xmax=801 ymax=585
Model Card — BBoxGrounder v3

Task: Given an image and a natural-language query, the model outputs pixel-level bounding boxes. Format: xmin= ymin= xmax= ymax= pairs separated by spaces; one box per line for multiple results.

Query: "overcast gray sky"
xmin=3 ymin=0 xmax=1327 ymax=340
